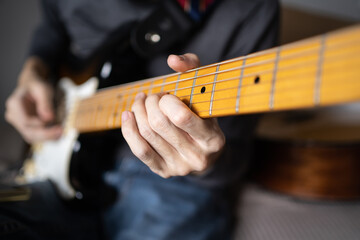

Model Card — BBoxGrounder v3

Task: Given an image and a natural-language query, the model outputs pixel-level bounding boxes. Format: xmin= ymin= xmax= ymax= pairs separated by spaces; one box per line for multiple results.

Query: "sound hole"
xmin=201 ymin=86 xmax=206 ymax=94
xmin=254 ymin=76 xmax=260 ymax=84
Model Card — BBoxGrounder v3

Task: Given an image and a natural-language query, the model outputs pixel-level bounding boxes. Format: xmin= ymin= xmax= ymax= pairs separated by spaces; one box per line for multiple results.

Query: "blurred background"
xmin=0 ymin=0 xmax=359 ymax=179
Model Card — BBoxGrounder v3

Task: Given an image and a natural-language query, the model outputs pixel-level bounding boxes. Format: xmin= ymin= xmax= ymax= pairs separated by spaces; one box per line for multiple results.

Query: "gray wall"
xmin=0 ymin=0 xmax=40 ymax=124
xmin=281 ymin=0 xmax=360 ymax=21
xmin=0 ymin=0 xmax=40 ymax=166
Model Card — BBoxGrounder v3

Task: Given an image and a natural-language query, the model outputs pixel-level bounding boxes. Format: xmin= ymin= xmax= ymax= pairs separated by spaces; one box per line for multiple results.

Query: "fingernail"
xmin=122 ymin=111 xmax=130 ymax=122
xmin=135 ymin=92 xmax=145 ymax=100
xmin=178 ymin=55 xmax=185 ymax=61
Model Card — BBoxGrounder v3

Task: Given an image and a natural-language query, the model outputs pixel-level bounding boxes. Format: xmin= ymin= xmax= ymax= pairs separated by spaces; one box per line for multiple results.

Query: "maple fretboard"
xmin=72 ymin=25 xmax=360 ymax=133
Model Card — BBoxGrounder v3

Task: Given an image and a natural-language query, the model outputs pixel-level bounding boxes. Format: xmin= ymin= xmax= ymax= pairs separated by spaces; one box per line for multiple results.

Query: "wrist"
xmin=191 ymin=143 xmax=226 ymax=177
xmin=19 ymin=57 xmax=49 ymax=86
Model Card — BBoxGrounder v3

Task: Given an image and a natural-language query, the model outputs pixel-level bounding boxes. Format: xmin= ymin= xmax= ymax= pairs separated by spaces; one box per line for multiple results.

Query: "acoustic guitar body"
xmin=253 ymin=106 xmax=360 ymax=201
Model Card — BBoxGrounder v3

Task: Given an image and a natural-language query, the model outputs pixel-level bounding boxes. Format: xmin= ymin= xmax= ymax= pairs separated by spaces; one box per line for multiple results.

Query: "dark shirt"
xmin=29 ymin=0 xmax=279 ymax=188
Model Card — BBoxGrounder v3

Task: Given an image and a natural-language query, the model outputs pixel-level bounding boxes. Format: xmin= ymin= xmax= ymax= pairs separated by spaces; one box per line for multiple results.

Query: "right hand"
xmin=5 ymin=57 xmax=62 ymax=143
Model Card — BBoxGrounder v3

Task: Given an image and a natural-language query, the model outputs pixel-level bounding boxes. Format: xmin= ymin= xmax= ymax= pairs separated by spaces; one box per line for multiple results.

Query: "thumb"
xmin=30 ymin=81 xmax=55 ymax=122
xmin=167 ymin=53 xmax=200 ymax=72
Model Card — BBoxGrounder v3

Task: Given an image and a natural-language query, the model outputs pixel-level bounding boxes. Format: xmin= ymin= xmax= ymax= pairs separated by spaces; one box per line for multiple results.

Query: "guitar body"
xmin=24 ymin=78 xmax=97 ymax=198
xmin=252 ymin=105 xmax=360 ymax=200
xmin=24 ymin=77 xmax=124 ymax=206
xmin=22 ymin=22 xmax=149 ymax=204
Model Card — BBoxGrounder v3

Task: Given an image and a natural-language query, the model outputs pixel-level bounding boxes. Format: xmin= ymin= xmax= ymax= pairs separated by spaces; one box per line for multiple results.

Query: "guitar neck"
xmin=73 ymin=25 xmax=360 ymax=133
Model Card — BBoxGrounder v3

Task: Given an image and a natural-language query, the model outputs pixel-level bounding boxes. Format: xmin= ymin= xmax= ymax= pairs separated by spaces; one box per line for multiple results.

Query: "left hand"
xmin=121 ymin=53 xmax=225 ymax=178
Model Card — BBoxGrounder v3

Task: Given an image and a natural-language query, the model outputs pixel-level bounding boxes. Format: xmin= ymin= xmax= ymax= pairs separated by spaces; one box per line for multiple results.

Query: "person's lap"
xmin=0 ymin=151 xmax=232 ymax=240
xmin=0 ymin=181 xmax=101 ymax=240
xmin=103 ymin=149 xmax=232 ymax=240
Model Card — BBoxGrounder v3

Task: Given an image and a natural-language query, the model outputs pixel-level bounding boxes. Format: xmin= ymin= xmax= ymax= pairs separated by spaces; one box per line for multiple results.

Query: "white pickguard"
xmin=23 ymin=77 xmax=98 ymax=199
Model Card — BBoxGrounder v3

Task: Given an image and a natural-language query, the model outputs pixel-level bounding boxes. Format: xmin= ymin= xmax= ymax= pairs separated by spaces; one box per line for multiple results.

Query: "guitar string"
xmin=93 ymin=27 xmax=359 ymax=94
xmin=77 ymin=70 xmax=359 ymax=114
xmin=74 ymin=60 xmax=354 ymax=127
xmin=71 ymin=27 xmax=360 ymax=128
xmin=75 ymin=76 xmax=360 ymax=131
xmin=76 ymin=50 xmax=360 ymax=108
xmin=173 ymin=25 xmax=359 ymax=78
xmin=73 ymin=66 xmax=359 ymax=128
xmin=194 ymin=84 xmax=360 ymax=115
xmin=70 ymin=33 xmax=360 ymax=125
xmin=74 ymin=68 xmax=360 ymax=128
xmin=93 ymin=37 xmax=360 ymax=98
xmin=77 ymin=55 xmax=358 ymax=115
xmin=78 ymin=44 xmax=359 ymax=113
xmin=189 ymin=76 xmax=358 ymax=106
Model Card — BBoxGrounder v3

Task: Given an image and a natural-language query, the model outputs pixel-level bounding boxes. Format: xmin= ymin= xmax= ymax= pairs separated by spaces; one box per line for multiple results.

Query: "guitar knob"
xmin=73 ymin=141 xmax=81 ymax=153
xmin=100 ymin=61 xmax=113 ymax=79
xmin=75 ymin=191 xmax=83 ymax=200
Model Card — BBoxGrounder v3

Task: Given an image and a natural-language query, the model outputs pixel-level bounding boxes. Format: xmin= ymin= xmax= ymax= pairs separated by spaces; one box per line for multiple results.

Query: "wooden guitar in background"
xmin=253 ymin=105 xmax=360 ymax=201
xmin=22 ymin=25 xmax=360 ymax=202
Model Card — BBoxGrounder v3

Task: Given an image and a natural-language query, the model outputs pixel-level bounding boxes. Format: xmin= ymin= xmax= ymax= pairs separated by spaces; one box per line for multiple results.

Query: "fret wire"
xmin=236 ymin=57 xmax=246 ymax=113
xmin=78 ymin=74 xmax=360 ymax=130
xmin=83 ymin=39 xmax=359 ymax=106
xmin=125 ymin=86 xmax=135 ymax=111
xmin=161 ymin=77 xmax=166 ymax=92
xmin=80 ymin=76 xmax=360 ymax=125
xmin=174 ymin=73 xmax=181 ymax=96
xmin=209 ymin=64 xmax=220 ymax=116
xmin=116 ymin=95 xmax=123 ymax=126
xmin=111 ymin=89 xmax=122 ymax=127
xmin=191 ymin=80 xmax=321 ymax=105
xmin=270 ymin=47 xmax=281 ymax=110
xmin=95 ymin=37 xmax=360 ymax=96
xmin=189 ymin=70 xmax=199 ymax=109
xmin=315 ymin=35 xmax=327 ymax=105
xmin=82 ymin=56 xmax=320 ymax=105
xmin=148 ymin=79 xmax=154 ymax=95
xmin=87 ymin=101 xmax=93 ymax=128
xmin=77 ymin=51 xmax=360 ymax=109
xmin=109 ymin=95 xmax=118 ymax=127
xmin=194 ymin=79 xmax=360 ymax=114
xmin=106 ymin=101 xmax=114 ymax=127
xmin=81 ymin=65 xmax=359 ymax=119
xmin=94 ymin=102 xmax=100 ymax=128
xmin=72 ymin=27 xmax=360 ymax=130
xmin=76 ymin=45 xmax=360 ymax=109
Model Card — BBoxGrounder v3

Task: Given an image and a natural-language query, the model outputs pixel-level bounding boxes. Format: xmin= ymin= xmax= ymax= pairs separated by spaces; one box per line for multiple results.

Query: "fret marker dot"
xmin=254 ymin=76 xmax=260 ymax=84
xmin=201 ymin=86 xmax=206 ymax=94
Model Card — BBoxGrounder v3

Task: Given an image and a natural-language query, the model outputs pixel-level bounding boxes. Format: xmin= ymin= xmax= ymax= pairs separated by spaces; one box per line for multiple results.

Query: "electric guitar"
xmin=22 ymin=25 xmax=360 ymax=203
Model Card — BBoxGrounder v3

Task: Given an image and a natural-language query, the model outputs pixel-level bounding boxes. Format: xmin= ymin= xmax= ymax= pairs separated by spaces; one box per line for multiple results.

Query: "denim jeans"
xmin=0 ymin=148 xmax=232 ymax=240
xmin=103 ymin=147 xmax=232 ymax=240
